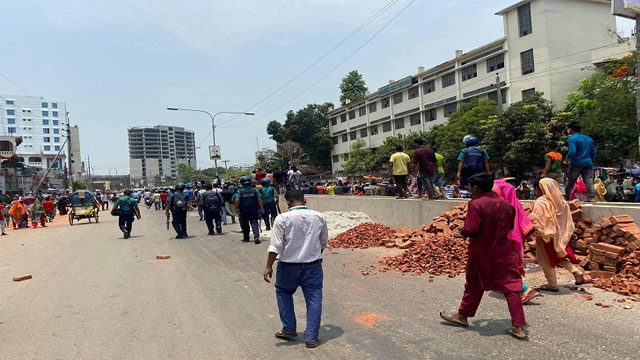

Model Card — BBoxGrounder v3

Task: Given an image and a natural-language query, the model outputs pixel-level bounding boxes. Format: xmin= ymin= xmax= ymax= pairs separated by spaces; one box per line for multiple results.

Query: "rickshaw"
xmin=68 ymin=190 xmax=100 ymax=225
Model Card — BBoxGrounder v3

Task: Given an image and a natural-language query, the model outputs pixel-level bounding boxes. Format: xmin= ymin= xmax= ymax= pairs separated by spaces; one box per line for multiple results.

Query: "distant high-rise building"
xmin=68 ymin=125 xmax=82 ymax=177
xmin=128 ymin=125 xmax=196 ymax=182
xmin=0 ymin=95 xmax=70 ymax=170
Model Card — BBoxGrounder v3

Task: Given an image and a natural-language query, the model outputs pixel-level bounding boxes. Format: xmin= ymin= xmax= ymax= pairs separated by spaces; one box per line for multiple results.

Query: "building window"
xmin=369 ymin=102 xmax=377 ymax=113
xmin=331 ymin=117 xmax=337 ymax=126
xmin=8 ymin=127 xmax=16 ymax=134
xmin=43 ymin=119 xmax=49 ymax=125
xmin=443 ymin=103 xmax=457 ymax=117
xmin=461 ymin=64 xmax=477 ymax=81
xmin=6 ymin=100 xmax=14 ymax=105
xmin=53 ymin=120 xmax=59 ymax=125
xmin=486 ymin=54 xmax=505 ymax=72
xmin=518 ymin=2 xmax=532 ymax=37
xmin=360 ymin=128 xmax=368 ymax=137
xmin=8 ymin=118 xmax=15 ymax=124
xmin=370 ymin=125 xmax=379 ymax=135
xmin=42 ymin=102 xmax=48 ymax=108
xmin=381 ymin=98 xmax=390 ymax=108
xmin=44 ymin=136 xmax=51 ymax=142
xmin=6 ymin=109 xmax=14 ymax=115
xmin=42 ymin=111 xmax=49 ymax=116
xmin=488 ymin=89 xmax=507 ymax=104
xmin=521 ymin=49 xmax=535 ymax=75
xmin=332 ymin=136 xmax=339 ymax=145
xmin=425 ymin=109 xmax=437 ymax=122
xmin=359 ymin=107 xmax=366 ymax=117
xmin=442 ymin=73 xmax=455 ymax=88
xmin=342 ymin=134 xmax=348 ymax=142
xmin=53 ymin=129 xmax=60 ymax=134
xmin=343 ymin=153 xmax=349 ymax=161
xmin=340 ymin=114 xmax=347 ymax=122
xmin=349 ymin=110 xmax=356 ymax=120
xmin=410 ymin=114 xmax=421 ymax=126
xmin=423 ymin=80 xmax=435 ymax=94
xmin=43 ymin=128 xmax=50 ymax=134
xmin=350 ymin=131 xmax=357 ymax=140
xmin=522 ymin=88 xmax=536 ymax=99
xmin=382 ymin=122 xmax=392 ymax=132
xmin=394 ymin=117 xmax=405 ymax=129
xmin=333 ymin=155 xmax=339 ymax=163
xmin=408 ymin=87 xmax=419 ymax=99
xmin=55 ymin=146 xmax=61 ymax=151
xmin=54 ymin=137 xmax=60 ymax=143
xmin=393 ymin=92 xmax=403 ymax=105
xmin=44 ymin=145 xmax=51 ymax=151
xmin=52 ymin=103 xmax=58 ymax=108
xmin=52 ymin=111 xmax=58 ymax=117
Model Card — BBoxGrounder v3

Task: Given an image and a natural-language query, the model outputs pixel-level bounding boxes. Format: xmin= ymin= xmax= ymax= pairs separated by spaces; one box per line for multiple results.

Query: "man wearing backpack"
xmin=259 ymin=178 xmax=279 ymax=231
xmin=234 ymin=176 xmax=264 ymax=244
xmin=114 ymin=189 xmax=141 ymax=239
xmin=166 ymin=183 xmax=190 ymax=239
xmin=200 ymin=183 xmax=224 ymax=235
xmin=456 ymin=136 xmax=491 ymax=189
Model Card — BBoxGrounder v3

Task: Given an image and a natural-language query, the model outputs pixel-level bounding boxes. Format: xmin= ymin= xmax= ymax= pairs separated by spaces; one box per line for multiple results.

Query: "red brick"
xmin=610 ymin=215 xmax=634 ymax=225
xmin=590 ymin=270 xmax=616 ymax=279
xmin=602 ymin=265 xmax=617 ymax=272
xmin=13 ymin=274 xmax=32 ymax=282
xmin=156 ymin=255 xmax=171 ymax=260
xmin=592 ymin=243 xmax=627 ymax=256
xmin=588 ymin=261 xmax=601 ymax=270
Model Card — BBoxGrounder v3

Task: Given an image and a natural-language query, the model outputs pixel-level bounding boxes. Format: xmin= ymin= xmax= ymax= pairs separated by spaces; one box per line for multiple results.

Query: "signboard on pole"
xmin=612 ymin=0 xmax=640 ymax=19
xmin=209 ymin=145 xmax=221 ymax=160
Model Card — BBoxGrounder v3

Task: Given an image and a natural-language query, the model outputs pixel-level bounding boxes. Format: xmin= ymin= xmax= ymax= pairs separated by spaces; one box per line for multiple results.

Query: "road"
xmin=1 ymin=206 xmax=639 ymax=360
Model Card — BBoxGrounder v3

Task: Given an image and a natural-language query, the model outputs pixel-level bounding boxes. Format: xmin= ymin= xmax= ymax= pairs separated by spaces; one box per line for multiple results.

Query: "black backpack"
xmin=204 ymin=191 xmax=222 ymax=212
xmin=172 ymin=191 xmax=187 ymax=212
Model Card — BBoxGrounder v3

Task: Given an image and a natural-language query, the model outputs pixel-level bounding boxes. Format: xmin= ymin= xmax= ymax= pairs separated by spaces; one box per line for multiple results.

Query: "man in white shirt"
xmin=263 ymin=190 xmax=328 ymax=349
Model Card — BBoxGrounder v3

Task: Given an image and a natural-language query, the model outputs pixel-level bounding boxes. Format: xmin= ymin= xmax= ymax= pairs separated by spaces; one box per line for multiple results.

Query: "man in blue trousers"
xmin=263 ymin=190 xmax=328 ymax=349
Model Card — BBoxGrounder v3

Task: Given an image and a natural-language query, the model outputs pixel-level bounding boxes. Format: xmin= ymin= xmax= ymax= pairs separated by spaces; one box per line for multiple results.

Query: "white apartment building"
xmin=0 ymin=95 xmax=69 ymax=169
xmin=128 ymin=125 xmax=196 ymax=183
xmin=329 ymin=0 xmax=634 ymax=174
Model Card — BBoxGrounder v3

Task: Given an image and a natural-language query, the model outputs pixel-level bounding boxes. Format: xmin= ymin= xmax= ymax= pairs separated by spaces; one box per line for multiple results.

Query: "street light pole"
xmin=166 ymin=108 xmax=254 ymax=177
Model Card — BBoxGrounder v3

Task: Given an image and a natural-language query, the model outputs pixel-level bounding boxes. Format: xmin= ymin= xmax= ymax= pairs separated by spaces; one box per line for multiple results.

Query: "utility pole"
xmin=66 ymin=113 xmax=73 ymax=192
xmin=87 ymin=156 xmax=92 ymax=191
xmin=222 ymin=160 xmax=230 ymax=172
xmin=495 ymin=73 xmax=503 ymax=114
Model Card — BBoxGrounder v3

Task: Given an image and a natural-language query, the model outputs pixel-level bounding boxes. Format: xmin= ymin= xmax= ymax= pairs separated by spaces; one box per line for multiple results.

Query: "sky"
xmin=0 ymin=0 xmax=635 ymax=174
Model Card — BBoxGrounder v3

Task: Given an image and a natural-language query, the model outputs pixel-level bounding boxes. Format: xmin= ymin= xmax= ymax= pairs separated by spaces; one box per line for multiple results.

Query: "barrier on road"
xmin=285 ymin=195 xmax=640 ymax=229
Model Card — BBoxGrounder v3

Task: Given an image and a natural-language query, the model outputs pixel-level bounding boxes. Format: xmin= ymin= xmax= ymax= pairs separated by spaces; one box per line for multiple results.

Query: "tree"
xmin=339 ymin=70 xmax=368 ymax=106
xmin=342 ymin=139 xmax=376 ymax=175
xmin=72 ymin=180 xmax=87 ymax=190
xmin=266 ymin=121 xmax=286 ymax=143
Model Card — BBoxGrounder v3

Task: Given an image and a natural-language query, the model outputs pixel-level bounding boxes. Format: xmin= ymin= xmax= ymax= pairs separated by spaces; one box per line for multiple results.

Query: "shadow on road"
xmin=466 ymin=318 xmax=514 ymax=337
xmin=274 ymin=324 xmax=344 ymax=348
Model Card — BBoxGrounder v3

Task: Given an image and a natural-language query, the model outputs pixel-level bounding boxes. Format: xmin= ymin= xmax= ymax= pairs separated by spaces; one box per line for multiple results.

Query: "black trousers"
xmin=205 ymin=210 xmax=222 ymax=233
xmin=239 ymin=213 xmax=260 ymax=240
xmin=172 ymin=210 xmax=188 ymax=237
xmin=262 ymin=202 xmax=278 ymax=229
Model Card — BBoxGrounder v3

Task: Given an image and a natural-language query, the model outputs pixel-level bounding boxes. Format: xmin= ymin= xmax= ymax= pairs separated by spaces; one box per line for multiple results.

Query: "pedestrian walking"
xmin=263 ymin=190 xmax=328 ymax=348
xmin=259 ymin=178 xmax=279 ymax=231
xmin=388 ymin=145 xmax=411 ymax=199
xmin=413 ymin=138 xmax=438 ymax=200
xmin=166 ymin=183 xmax=190 ymax=239
xmin=0 ymin=199 xmax=7 ymax=235
xmin=153 ymin=191 xmax=161 ymax=211
xmin=564 ymin=121 xmax=596 ymax=201
xmin=234 ymin=176 xmax=263 ymax=244
xmin=529 ymin=178 xmax=590 ymax=291
xmin=221 ymin=183 xmax=236 ymax=225
xmin=196 ymin=186 xmax=206 ymax=220
xmin=42 ymin=196 xmax=56 ymax=222
xmin=160 ymin=190 xmax=168 ymax=210
xmin=200 ymin=183 xmax=223 ymax=235
xmin=288 ymin=166 xmax=303 ymax=191
xmin=101 ymin=192 xmax=110 ymax=211
xmin=439 ymin=173 xmax=527 ymax=340
xmin=456 ymin=136 xmax=490 ymax=189
xmin=113 ymin=190 xmax=141 ymax=239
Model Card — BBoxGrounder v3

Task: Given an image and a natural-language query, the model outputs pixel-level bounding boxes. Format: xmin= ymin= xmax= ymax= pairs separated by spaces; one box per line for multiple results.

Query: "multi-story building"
xmin=128 ymin=125 xmax=196 ymax=183
xmin=328 ymin=0 xmax=634 ymax=173
xmin=0 ymin=95 xmax=70 ymax=169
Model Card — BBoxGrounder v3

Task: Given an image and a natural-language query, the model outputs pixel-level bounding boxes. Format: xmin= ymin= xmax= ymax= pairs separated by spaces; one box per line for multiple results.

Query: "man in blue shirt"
xmin=565 ymin=122 xmax=597 ymax=201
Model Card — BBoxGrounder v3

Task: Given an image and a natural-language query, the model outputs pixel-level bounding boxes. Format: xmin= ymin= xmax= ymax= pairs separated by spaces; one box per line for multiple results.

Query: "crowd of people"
xmin=0 ymin=193 xmax=73 ymax=235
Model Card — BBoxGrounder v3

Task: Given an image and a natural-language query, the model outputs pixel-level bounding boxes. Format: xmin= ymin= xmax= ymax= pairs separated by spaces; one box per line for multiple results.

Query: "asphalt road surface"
xmin=1 ymin=206 xmax=639 ymax=360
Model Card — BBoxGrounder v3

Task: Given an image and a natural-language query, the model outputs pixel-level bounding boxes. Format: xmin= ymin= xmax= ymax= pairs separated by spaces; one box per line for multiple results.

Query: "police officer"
xmin=200 ymin=183 xmax=224 ymax=235
xmin=166 ymin=183 xmax=190 ymax=239
xmin=233 ymin=176 xmax=264 ymax=244
xmin=259 ymin=178 xmax=279 ymax=231
xmin=113 ymin=189 xmax=141 ymax=239
xmin=456 ymin=135 xmax=491 ymax=189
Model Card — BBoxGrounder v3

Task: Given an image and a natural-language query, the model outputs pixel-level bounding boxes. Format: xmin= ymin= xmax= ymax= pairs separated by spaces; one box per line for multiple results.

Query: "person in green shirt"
xmin=389 ymin=145 xmax=411 ymax=199
xmin=233 ymin=176 xmax=264 ymax=243
xmin=542 ymin=142 xmax=564 ymax=186
xmin=259 ymin=178 xmax=279 ymax=231
xmin=114 ymin=190 xmax=141 ymax=239
xmin=432 ymin=147 xmax=446 ymax=197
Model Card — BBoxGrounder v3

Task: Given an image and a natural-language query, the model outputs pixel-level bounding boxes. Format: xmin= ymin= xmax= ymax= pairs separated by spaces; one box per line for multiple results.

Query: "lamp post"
xmin=166 ymin=108 xmax=254 ymax=176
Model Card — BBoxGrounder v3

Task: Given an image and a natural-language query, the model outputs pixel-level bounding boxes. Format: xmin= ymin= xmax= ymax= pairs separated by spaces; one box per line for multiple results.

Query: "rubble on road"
xmin=328 ymin=222 xmax=395 ymax=249
xmin=379 ymin=234 xmax=467 ymax=276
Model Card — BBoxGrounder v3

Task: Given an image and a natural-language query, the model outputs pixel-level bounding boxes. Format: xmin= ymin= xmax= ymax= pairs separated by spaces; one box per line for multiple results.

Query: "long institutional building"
xmin=128 ymin=125 xmax=196 ymax=183
xmin=329 ymin=0 xmax=634 ymax=174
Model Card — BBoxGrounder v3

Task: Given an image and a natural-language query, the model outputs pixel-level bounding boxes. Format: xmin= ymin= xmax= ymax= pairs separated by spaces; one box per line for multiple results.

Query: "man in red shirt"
xmin=413 ymin=138 xmax=438 ymax=199
xmin=42 ymin=196 xmax=56 ymax=222
xmin=316 ymin=184 xmax=325 ymax=195
xmin=440 ymin=173 xmax=527 ymax=340
xmin=160 ymin=191 xmax=169 ymax=210
xmin=255 ymin=169 xmax=267 ymax=183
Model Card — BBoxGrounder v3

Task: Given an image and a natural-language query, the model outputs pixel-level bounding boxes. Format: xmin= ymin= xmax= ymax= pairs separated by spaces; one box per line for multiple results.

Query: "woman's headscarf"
xmin=8 ymin=200 xmax=24 ymax=220
xmin=529 ymin=178 xmax=575 ymax=258
xmin=493 ymin=180 xmax=533 ymax=266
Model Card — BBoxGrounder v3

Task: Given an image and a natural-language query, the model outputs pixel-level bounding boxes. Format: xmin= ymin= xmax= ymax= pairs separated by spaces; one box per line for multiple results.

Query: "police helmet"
xmin=463 ymin=135 xmax=479 ymax=146
xmin=240 ymin=176 xmax=252 ymax=185
xmin=175 ymin=183 xmax=186 ymax=190
xmin=260 ymin=178 xmax=271 ymax=186
xmin=124 ymin=189 xmax=132 ymax=195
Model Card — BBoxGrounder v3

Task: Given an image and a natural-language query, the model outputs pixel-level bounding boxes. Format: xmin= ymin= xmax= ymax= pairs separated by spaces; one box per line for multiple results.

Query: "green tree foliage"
xmin=339 ymin=70 xmax=368 ymax=106
xmin=72 ymin=180 xmax=87 ymax=190
xmin=342 ymin=139 xmax=375 ymax=175
xmin=266 ymin=103 xmax=333 ymax=170
xmin=255 ymin=149 xmax=289 ymax=171
xmin=563 ymin=54 xmax=638 ymax=163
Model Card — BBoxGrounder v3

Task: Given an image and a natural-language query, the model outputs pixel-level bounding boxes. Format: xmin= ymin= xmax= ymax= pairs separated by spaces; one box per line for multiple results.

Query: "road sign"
xmin=612 ymin=0 xmax=640 ymax=19
xmin=209 ymin=145 xmax=221 ymax=160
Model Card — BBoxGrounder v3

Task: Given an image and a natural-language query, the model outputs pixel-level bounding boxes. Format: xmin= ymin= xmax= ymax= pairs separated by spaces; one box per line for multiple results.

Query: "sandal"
xmin=439 ymin=311 xmax=469 ymax=327
xmin=274 ymin=330 xmax=297 ymax=340
xmin=521 ymin=290 xmax=541 ymax=304
xmin=574 ymin=273 xmax=592 ymax=285
xmin=508 ymin=328 xmax=528 ymax=341
xmin=534 ymin=284 xmax=559 ymax=292
xmin=305 ymin=340 xmax=319 ymax=348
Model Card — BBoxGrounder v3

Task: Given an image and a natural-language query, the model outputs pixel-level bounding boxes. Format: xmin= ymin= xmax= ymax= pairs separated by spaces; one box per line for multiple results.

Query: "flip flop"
xmin=521 ymin=291 xmax=541 ymax=304
xmin=508 ymin=329 xmax=528 ymax=341
xmin=305 ymin=340 xmax=319 ymax=348
xmin=575 ymin=278 xmax=592 ymax=285
xmin=274 ymin=330 xmax=297 ymax=340
xmin=439 ymin=311 xmax=469 ymax=327
xmin=534 ymin=284 xmax=559 ymax=292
